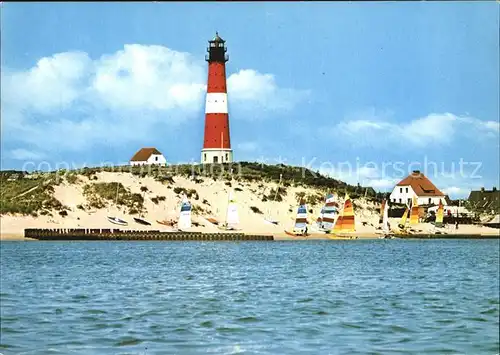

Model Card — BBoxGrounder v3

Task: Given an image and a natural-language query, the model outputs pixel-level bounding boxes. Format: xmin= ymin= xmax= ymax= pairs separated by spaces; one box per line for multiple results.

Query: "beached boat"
xmin=107 ymin=183 xmax=128 ymax=226
xmin=219 ymin=189 xmax=241 ymax=231
xmin=178 ymin=195 xmax=192 ymax=231
xmin=285 ymin=199 xmax=309 ymax=236
xmin=133 ymin=217 xmax=151 ymax=226
xmin=107 ymin=216 xmax=128 ymax=226
xmin=328 ymin=193 xmax=356 ymax=239
xmin=157 ymin=219 xmax=175 ymax=227
xmin=318 ymin=193 xmax=338 ymax=233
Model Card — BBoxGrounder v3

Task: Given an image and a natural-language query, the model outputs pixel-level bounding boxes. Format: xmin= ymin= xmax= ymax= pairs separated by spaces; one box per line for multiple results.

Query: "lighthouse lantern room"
xmin=201 ymin=32 xmax=233 ymax=164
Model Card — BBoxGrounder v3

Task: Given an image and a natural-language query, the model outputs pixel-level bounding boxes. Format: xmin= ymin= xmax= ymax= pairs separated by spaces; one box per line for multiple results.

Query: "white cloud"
xmin=227 ymin=69 xmax=309 ymax=116
xmin=2 ymin=45 xmax=305 ymax=155
xmin=7 ymin=149 xmax=47 ymax=161
xmin=333 ymin=112 xmax=499 ymax=147
xmin=442 ymin=186 xmax=465 ymax=196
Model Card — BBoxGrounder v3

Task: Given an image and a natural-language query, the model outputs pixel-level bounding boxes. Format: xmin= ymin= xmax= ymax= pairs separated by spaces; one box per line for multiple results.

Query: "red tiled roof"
xmin=130 ymin=148 xmax=162 ymax=162
xmin=396 ymin=171 xmax=444 ymax=197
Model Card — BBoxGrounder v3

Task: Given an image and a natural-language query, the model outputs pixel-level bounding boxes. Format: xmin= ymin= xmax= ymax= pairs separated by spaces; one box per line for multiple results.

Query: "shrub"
xmin=66 ymin=174 xmax=79 ymax=184
xmin=225 ymin=181 xmax=232 ymax=187
xmin=250 ymin=206 xmax=263 ymax=214
xmin=140 ymin=186 xmax=149 ymax=193
xmin=59 ymin=210 xmax=68 ymax=217
xmin=156 ymin=175 xmax=175 ymax=185
xmin=235 ymin=187 xmax=243 ymax=192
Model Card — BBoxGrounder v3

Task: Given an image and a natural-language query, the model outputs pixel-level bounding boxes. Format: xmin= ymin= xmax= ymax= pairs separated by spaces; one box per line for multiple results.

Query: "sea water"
xmin=1 ymin=240 xmax=499 ymax=354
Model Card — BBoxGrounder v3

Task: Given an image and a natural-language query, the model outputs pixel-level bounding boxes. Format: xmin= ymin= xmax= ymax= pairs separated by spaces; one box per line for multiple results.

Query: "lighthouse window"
xmin=226 ymin=153 xmax=228 ymax=160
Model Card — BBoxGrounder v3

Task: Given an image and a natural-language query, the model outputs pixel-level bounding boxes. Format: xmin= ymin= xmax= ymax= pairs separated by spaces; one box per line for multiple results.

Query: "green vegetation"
xmin=191 ymin=204 xmax=209 ymax=215
xmin=250 ymin=206 xmax=263 ymax=214
xmin=82 ymin=182 xmax=144 ymax=213
xmin=173 ymin=187 xmax=199 ymax=200
xmin=150 ymin=195 xmax=166 ymax=205
xmin=0 ymin=173 xmax=67 ymax=216
xmin=1 ymin=161 xmax=385 ymax=217
xmin=66 ymin=173 xmax=80 ymax=184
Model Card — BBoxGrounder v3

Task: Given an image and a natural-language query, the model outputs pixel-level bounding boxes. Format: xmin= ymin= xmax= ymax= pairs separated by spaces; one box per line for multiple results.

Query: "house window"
xmin=407 ymin=198 xmax=411 ymax=205
xmin=428 ymin=198 xmax=432 ymax=204
xmin=400 ymin=188 xmax=403 ymax=193
xmin=399 ymin=198 xmax=402 ymax=203
xmin=155 ymin=156 xmax=158 ymax=161
xmin=406 ymin=188 xmax=408 ymax=193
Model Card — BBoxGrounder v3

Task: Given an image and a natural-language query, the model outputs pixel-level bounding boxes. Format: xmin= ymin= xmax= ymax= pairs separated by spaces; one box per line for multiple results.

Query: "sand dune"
xmin=1 ymin=172 xmax=498 ymax=240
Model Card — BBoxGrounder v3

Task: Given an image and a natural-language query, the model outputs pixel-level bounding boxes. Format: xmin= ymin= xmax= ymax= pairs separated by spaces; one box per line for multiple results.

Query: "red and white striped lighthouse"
xmin=201 ymin=32 xmax=233 ymax=164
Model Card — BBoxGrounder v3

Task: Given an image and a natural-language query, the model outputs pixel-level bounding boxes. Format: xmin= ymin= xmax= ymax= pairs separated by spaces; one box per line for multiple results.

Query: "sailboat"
xmin=328 ymin=193 xmax=356 ymax=239
xmin=435 ymin=200 xmax=444 ymax=227
xmin=264 ymin=174 xmax=282 ymax=225
xmin=157 ymin=196 xmax=177 ymax=227
xmin=107 ymin=183 xmax=128 ymax=226
xmin=395 ymin=203 xmax=411 ymax=235
xmin=285 ymin=199 xmax=308 ymax=236
xmin=409 ymin=196 xmax=419 ymax=225
xmin=177 ymin=195 xmax=192 ymax=231
xmin=378 ymin=200 xmax=386 ymax=226
xmin=317 ymin=193 xmax=338 ymax=233
xmin=378 ymin=199 xmax=394 ymax=239
xmin=433 ymin=200 xmax=445 ymax=234
xmin=219 ymin=189 xmax=240 ymax=231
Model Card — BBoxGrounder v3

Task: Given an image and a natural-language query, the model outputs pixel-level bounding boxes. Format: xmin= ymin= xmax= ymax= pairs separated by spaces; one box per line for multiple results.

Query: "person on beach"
xmin=304 ymin=225 xmax=308 ymax=237
xmin=455 ymin=221 xmax=459 ymax=230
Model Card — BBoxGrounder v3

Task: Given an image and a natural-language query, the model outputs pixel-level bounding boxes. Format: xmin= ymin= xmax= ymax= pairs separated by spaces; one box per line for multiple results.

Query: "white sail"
xmin=226 ymin=190 xmax=239 ymax=227
xmin=178 ymin=195 xmax=192 ymax=230
xmin=382 ymin=200 xmax=390 ymax=234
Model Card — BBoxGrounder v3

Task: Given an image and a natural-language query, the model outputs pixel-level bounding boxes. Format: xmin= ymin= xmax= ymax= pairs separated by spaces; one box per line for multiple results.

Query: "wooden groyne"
xmin=24 ymin=228 xmax=274 ymax=241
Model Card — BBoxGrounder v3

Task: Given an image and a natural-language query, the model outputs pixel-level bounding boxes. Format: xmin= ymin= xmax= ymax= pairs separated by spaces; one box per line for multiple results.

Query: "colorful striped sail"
xmin=178 ymin=195 xmax=192 ymax=230
xmin=398 ymin=206 xmax=409 ymax=230
xmin=320 ymin=193 xmax=338 ymax=232
xmin=333 ymin=193 xmax=355 ymax=233
xmin=379 ymin=200 xmax=386 ymax=225
xmin=409 ymin=197 xmax=419 ymax=225
xmin=435 ymin=200 xmax=444 ymax=227
xmin=294 ymin=199 xmax=308 ymax=231
xmin=226 ymin=190 xmax=239 ymax=227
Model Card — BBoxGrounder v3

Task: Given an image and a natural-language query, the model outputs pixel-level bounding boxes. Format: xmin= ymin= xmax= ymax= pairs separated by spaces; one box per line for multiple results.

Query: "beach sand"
xmin=1 ymin=172 xmax=499 ymax=241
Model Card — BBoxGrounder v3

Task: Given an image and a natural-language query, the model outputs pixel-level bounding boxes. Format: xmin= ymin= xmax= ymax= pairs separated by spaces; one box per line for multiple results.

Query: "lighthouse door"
xmin=213 ymin=156 xmax=218 ymax=163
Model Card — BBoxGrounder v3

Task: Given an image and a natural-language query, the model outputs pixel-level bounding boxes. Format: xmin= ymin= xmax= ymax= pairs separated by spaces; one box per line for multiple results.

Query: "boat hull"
xmin=107 ymin=216 xmax=128 ymax=226
xmin=134 ymin=217 xmax=151 ymax=226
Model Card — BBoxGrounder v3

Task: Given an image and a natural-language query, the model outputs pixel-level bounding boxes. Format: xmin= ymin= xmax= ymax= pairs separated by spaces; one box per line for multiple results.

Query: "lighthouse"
xmin=201 ymin=32 xmax=233 ymax=164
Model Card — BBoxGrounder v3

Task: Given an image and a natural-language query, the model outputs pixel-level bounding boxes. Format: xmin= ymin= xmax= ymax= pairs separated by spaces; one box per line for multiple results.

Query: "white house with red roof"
xmin=390 ymin=170 xmax=446 ymax=206
xmin=129 ymin=147 xmax=167 ymax=166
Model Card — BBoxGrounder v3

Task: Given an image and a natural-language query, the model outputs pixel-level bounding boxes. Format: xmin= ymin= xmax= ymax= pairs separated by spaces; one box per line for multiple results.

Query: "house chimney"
xmin=412 ymin=170 xmax=421 ymax=175
xmin=493 ymin=187 xmax=497 ymax=192
xmin=480 ymin=187 xmax=485 ymax=192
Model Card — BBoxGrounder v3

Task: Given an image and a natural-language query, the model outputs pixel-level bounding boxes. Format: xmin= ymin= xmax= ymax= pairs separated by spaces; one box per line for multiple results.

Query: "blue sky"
xmin=1 ymin=2 xmax=498 ymax=198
